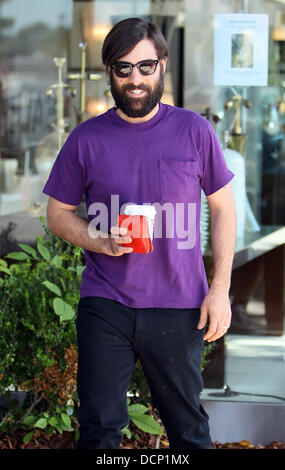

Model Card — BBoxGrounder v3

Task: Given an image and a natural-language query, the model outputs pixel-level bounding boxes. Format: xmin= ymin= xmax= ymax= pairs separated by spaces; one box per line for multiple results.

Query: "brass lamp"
xmin=224 ymin=94 xmax=251 ymax=156
xmin=66 ymin=42 xmax=101 ymax=123
xmin=45 ymin=57 xmax=69 ymax=151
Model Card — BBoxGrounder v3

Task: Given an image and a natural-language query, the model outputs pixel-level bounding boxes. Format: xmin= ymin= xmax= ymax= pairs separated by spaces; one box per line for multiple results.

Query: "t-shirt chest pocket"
xmin=158 ymin=159 xmax=201 ymax=203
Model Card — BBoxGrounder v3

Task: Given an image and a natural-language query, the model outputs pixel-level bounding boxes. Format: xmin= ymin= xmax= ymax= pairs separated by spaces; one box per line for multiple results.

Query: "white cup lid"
xmin=123 ymin=204 xmax=156 ymax=218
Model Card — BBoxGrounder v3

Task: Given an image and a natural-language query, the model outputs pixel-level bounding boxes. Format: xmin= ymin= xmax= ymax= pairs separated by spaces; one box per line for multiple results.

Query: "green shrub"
xmin=0 ymin=217 xmax=83 ymax=438
xmin=0 ymin=218 xmax=163 ymax=441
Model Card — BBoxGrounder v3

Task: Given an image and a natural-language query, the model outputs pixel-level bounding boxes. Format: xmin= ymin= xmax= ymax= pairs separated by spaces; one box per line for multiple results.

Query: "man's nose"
xmin=128 ymin=65 xmax=143 ymax=85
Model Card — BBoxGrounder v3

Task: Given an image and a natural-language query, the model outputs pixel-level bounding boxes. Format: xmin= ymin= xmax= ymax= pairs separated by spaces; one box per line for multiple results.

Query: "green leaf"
xmin=22 ymin=320 xmax=35 ymax=332
xmin=5 ymin=251 xmax=30 ymax=261
xmin=127 ymin=404 xmax=164 ymax=435
xmin=18 ymin=243 xmax=37 ymax=258
xmin=61 ymin=413 xmax=71 ymax=428
xmin=131 ymin=414 xmax=164 ymax=435
xmin=8 ymin=263 xmax=20 ymax=273
xmin=0 ymin=266 xmax=11 ymax=276
xmin=59 ymin=278 xmax=66 ymax=292
xmin=67 ymin=267 xmax=76 ymax=273
xmin=121 ymin=426 xmax=132 ymax=439
xmin=128 ymin=404 xmax=149 ymax=417
xmin=34 ymin=417 xmax=48 ymax=429
xmin=48 ymin=417 xmax=58 ymax=427
xmin=0 ymin=259 xmax=8 ymax=268
xmin=55 ymin=421 xmax=64 ymax=433
xmin=76 ymin=266 xmax=85 ymax=278
xmin=0 ymin=422 xmax=9 ymax=433
xmin=23 ymin=431 xmax=34 ymax=444
xmin=42 ymin=281 xmax=62 ymax=297
xmin=51 ymin=255 xmax=62 ymax=268
xmin=37 ymin=242 xmax=51 ymax=261
xmin=23 ymin=415 xmax=36 ymax=426
xmin=53 ymin=298 xmax=75 ymax=322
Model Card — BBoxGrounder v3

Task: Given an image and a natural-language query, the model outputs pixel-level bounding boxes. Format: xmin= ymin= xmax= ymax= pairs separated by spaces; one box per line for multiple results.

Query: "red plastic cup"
xmin=118 ymin=214 xmax=153 ymax=254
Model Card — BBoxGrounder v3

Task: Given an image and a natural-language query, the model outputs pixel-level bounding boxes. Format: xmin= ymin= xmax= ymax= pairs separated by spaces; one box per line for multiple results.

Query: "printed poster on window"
xmin=214 ymin=14 xmax=269 ymax=86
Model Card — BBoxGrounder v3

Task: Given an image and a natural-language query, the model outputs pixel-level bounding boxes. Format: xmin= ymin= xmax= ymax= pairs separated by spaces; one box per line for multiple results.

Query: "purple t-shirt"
xmin=43 ymin=102 xmax=234 ymax=309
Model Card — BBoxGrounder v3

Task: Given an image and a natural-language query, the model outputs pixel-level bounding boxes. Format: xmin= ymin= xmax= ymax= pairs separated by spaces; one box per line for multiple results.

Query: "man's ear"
xmin=161 ymin=56 xmax=168 ymax=75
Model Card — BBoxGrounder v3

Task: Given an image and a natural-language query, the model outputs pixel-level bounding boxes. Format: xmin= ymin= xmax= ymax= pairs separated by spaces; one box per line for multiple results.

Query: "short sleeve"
xmin=200 ymin=123 xmax=234 ymax=196
xmin=42 ymin=134 xmax=85 ymax=205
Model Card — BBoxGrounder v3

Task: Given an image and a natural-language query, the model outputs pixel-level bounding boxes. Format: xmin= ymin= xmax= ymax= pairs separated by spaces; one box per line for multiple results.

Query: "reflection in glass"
xmin=0 ymin=1 xmax=74 ymax=262
xmin=0 ymin=0 xmax=180 ymax=250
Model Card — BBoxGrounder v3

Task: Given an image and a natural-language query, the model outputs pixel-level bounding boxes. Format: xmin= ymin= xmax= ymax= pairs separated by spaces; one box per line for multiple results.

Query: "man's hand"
xmin=102 ymin=226 xmax=133 ymax=256
xmin=197 ymin=288 xmax=232 ymax=342
xmin=46 ymin=197 xmax=134 ymax=256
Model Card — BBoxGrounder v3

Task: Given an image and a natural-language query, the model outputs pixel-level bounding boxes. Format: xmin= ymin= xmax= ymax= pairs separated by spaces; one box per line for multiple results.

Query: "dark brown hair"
xmin=101 ymin=17 xmax=169 ymax=70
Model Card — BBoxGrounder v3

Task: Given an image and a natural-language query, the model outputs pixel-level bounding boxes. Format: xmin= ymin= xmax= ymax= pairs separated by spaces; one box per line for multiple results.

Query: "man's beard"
xmin=110 ymin=68 xmax=164 ymax=118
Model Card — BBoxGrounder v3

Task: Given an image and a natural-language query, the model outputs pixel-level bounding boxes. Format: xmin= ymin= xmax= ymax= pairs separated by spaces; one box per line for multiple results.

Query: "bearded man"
xmin=43 ymin=17 xmax=236 ymax=450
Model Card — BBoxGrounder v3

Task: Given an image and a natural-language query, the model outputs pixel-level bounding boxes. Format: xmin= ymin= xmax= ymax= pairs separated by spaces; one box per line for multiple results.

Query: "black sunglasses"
xmin=110 ymin=59 xmax=160 ymax=78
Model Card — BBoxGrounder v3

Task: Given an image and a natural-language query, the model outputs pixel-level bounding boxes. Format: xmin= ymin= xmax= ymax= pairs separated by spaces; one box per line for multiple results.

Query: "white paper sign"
xmin=214 ymin=14 xmax=269 ymax=86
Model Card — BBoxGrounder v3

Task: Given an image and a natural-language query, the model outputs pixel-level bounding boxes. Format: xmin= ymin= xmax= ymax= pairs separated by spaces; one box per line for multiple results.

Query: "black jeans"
xmin=76 ymin=296 xmax=212 ymax=449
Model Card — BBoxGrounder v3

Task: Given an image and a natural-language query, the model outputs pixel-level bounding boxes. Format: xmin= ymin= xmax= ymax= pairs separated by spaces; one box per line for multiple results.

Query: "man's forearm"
xmin=47 ymin=209 xmax=109 ymax=254
xmin=210 ymin=207 xmax=236 ymax=293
